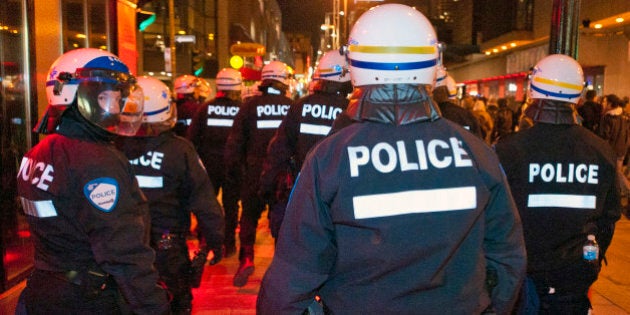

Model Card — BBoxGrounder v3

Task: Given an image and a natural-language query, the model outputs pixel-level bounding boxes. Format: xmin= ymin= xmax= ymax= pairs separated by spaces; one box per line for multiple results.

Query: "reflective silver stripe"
xmin=528 ymin=194 xmax=596 ymax=209
xmin=353 ymin=186 xmax=476 ymax=219
xmin=136 ymin=175 xmax=164 ymax=188
xmin=20 ymin=197 xmax=58 ymax=218
xmin=257 ymin=120 xmax=281 ymax=129
xmin=207 ymin=118 xmax=234 ymax=127
xmin=300 ymin=123 xmax=331 ymax=135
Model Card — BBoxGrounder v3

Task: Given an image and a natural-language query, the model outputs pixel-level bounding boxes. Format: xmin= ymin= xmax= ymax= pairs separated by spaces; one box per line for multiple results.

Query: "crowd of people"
xmin=14 ymin=3 xmax=629 ymax=315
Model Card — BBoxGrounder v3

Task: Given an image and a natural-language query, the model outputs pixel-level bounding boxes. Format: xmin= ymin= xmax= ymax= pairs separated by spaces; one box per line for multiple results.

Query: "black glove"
xmin=208 ymin=246 xmax=223 ymax=265
xmin=190 ymin=249 xmax=209 ymax=288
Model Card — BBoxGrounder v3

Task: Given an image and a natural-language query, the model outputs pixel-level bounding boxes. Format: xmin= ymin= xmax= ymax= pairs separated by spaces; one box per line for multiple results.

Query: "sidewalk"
xmin=188 ymin=213 xmax=630 ymax=314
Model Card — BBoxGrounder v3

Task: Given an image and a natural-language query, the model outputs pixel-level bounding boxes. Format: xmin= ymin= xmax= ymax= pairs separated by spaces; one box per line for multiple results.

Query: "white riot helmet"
xmin=314 ymin=50 xmax=350 ymax=83
xmin=346 ymin=4 xmax=439 ymax=87
xmin=174 ymin=74 xmax=200 ymax=95
xmin=136 ymin=76 xmax=176 ymax=136
xmin=40 ymin=48 xmax=144 ymax=136
xmin=216 ymin=68 xmax=243 ymax=91
xmin=528 ymin=54 xmax=584 ymax=104
xmin=261 ymin=61 xmax=289 ymax=86
xmin=435 ymin=66 xmax=457 ymax=99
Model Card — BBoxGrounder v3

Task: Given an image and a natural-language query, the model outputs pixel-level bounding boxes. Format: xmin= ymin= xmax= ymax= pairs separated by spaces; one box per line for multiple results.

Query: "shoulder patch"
xmin=84 ymin=177 xmax=119 ymax=212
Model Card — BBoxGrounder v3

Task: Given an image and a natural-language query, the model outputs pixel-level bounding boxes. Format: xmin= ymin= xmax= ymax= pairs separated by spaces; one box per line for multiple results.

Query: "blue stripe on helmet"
xmin=348 ymin=58 xmax=437 ymax=71
xmin=144 ymin=105 xmax=170 ymax=117
xmin=530 ymin=83 xmax=582 ymax=99
xmin=83 ymin=56 xmax=129 ymax=73
xmin=320 ymin=72 xmax=342 ymax=78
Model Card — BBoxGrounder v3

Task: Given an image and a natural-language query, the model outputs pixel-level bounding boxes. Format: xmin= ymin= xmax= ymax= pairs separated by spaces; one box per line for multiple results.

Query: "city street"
xmin=592 ymin=216 xmax=630 ymax=314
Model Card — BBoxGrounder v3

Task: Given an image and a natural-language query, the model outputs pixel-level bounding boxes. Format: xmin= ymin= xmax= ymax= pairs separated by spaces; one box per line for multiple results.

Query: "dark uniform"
xmin=260 ymin=91 xmax=349 ymax=238
xmin=224 ymin=86 xmax=294 ymax=285
xmin=188 ymin=96 xmax=241 ymax=254
xmin=17 ymin=108 xmax=170 ymax=314
xmin=257 ymin=84 xmax=526 ymax=314
xmin=495 ymin=121 xmax=621 ymax=313
xmin=174 ymin=96 xmax=200 ymax=137
xmin=116 ymin=131 xmax=225 ymax=314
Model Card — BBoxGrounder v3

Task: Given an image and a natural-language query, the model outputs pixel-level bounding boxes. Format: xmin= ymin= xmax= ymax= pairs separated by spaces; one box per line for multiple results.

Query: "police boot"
xmin=233 ymin=245 xmax=255 ymax=287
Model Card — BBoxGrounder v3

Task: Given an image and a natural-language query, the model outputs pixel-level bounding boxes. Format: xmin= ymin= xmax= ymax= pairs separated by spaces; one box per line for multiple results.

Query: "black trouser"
xmin=152 ymin=234 xmax=193 ymax=314
xmin=207 ymin=158 xmax=241 ymax=249
xmin=20 ymin=269 xmax=123 ymax=315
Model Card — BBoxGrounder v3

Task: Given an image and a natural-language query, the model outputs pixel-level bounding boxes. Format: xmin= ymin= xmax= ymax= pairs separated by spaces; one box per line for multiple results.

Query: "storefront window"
xmin=62 ymin=0 xmax=108 ymax=52
xmin=1 ymin=0 xmax=34 ymax=292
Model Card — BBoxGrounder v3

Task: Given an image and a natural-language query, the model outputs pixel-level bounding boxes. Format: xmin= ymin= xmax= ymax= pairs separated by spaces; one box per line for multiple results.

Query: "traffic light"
xmin=137 ymin=10 xmax=156 ymax=31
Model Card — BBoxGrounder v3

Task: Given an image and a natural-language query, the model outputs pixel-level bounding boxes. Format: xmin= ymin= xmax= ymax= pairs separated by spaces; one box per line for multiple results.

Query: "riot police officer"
xmin=173 ymin=74 xmax=202 ymax=137
xmin=257 ymin=4 xmax=526 ymax=314
xmin=17 ymin=48 xmax=170 ymax=314
xmin=188 ymin=68 xmax=243 ymax=257
xmin=224 ymin=60 xmax=295 ymax=287
xmin=116 ymin=76 xmax=225 ymax=314
xmin=495 ymin=54 xmax=622 ymax=314
xmin=259 ymin=50 xmax=352 ymax=239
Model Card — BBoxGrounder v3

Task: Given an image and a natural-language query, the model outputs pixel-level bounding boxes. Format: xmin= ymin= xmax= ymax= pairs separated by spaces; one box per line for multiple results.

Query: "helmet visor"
xmin=76 ymin=70 xmax=144 ymax=136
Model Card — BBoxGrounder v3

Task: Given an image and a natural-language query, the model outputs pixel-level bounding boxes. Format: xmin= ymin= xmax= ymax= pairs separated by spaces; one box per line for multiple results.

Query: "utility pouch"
xmin=82 ymin=270 xmax=113 ymax=299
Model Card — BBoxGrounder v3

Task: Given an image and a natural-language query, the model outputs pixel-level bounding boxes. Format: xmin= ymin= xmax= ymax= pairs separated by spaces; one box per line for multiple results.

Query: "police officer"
xmin=432 ymin=66 xmax=484 ymax=139
xmin=16 ymin=48 xmax=170 ymax=314
xmin=173 ymin=74 xmax=202 ymax=137
xmin=116 ymin=76 xmax=225 ymax=314
xmin=257 ymin=4 xmax=526 ymax=314
xmin=259 ymin=50 xmax=352 ymax=239
xmin=224 ymin=60 xmax=295 ymax=287
xmin=494 ymin=54 xmax=622 ymax=314
xmin=188 ymin=68 xmax=243 ymax=257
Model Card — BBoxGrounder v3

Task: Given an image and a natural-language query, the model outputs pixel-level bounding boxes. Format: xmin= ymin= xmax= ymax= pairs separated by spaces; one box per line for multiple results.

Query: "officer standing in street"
xmin=257 ymin=4 xmax=526 ymax=314
xmin=188 ymin=68 xmax=243 ymax=258
xmin=173 ymin=74 xmax=202 ymax=137
xmin=494 ymin=54 xmax=622 ymax=314
xmin=224 ymin=60 xmax=295 ymax=287
xmin=16 ymin=48 xmax=170 ymax=314
xmin=116 ymin=76 xmax=225 ymax=314
xmin=259 ymin=50 xmax=352 ymax=239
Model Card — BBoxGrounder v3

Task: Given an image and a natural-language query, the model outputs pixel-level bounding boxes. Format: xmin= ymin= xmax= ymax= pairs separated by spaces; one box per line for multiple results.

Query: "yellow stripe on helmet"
xmin=348 ymin=45 xmax=436 ymax=55
xmin=533 ymin=76 xmax=583 ymax=91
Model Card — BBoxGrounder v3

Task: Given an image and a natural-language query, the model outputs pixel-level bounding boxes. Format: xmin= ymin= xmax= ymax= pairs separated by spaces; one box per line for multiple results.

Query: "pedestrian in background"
xmin=116 ymin=76 xmax=225 ymax=314
xmin=577 ymin=89 xmax=601 ymax=133
xmin=188 ymin=68 xmax=243 ymax=258
xmin=224 ymin=60 xmax=295 ymax=287
xmin=495 ymin=54 xmax=621 ymax=314
xmin=257 ymin=4 xmax=526 ymax=314
xmin=16 ymin=48 xmax=170 ymax=314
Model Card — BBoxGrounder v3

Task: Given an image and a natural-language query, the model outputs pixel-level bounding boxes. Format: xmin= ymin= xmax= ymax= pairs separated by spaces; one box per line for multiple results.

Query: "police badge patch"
xmin=84 ymin=177 xmax=119 ymax=212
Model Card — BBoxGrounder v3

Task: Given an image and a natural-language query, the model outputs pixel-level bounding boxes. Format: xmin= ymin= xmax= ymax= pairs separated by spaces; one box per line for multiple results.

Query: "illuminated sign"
xmin=230 ymin=43 xmax=266 ymax=57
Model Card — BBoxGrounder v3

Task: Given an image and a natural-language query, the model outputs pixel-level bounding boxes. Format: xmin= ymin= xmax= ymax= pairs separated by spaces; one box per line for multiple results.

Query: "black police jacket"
xmin=260 ymin=91 xmax=349 ymax=195
xmin=495 ymin=123 xmax=621 ymax=274
xmin=188 ymin=96 xmax=241 ymax=168
xmin=258 ymin=84 xmax=526 ymax=315
xmin=17 ymin=109 xmax=169 ymax=314
xmin=224 ymin=90 xmax=294 ymax=189
xmin=116 ymin=131 xmax=225 ymax=250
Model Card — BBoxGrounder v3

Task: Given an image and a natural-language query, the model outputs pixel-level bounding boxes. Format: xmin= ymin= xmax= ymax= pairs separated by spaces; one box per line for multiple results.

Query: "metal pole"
xmin=549 ymin=0 xmax=581 ymax=58
xmin=168 ymin=0 xmax=176 ymax=79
